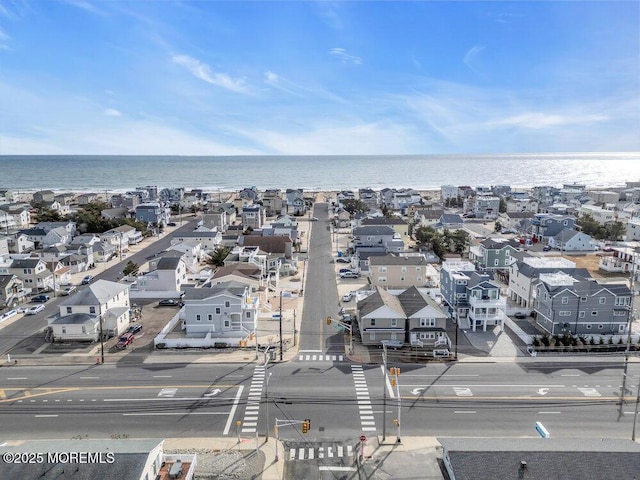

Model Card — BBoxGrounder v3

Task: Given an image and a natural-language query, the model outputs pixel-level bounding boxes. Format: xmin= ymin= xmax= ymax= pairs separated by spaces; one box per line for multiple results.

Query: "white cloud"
xmin=104 ymin=108 xmax=122 ymax=117
xmin=488 ymin=112 xmax=608 ymax=129
xmin=264 ymin=71 xmax=278 ymax=85
xmin=463 ymin=45 xmax=485 ymax=72
xmin=172 ymin=54 xmax=248 ymax=93
xmin=329 ymin=48 xmax=362 ymax=65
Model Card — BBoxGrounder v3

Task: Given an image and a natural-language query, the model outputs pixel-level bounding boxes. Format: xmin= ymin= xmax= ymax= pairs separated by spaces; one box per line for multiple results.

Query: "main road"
xmin=0 ymin=359 xmax=638 ymax=441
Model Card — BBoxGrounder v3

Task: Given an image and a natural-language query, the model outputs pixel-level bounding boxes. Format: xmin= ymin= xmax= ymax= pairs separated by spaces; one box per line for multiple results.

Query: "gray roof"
xmin=480 ymin=238 xmax=521 ymax=250
xmin=183 ymin=281 xmax=247 ymax=300
xmin=10 ymin=258 xmax=43 ymax=268
xmin=353 ymin=225 xmax=396 ymax=236
xmin=0 ymin=438 xmax=162 ymax=480
xmin=441 ymin=214 xmax=464 ymax=224
xmin=60 ymin=280 xmax=128 ymax=306
xmin=396 ymin=286 xmax=429 ymax=317
xmin=439 ymin=437 xmax=640 ymax=480
xmin=361 ymin=217 xmax=407 ymax=226
xmin=369 ymin=254 xmax=427 ymax=266
xmin=49 ymin=313 xmax=98 ymax=325
xmin=156 ymin=256 xmax=183 ymax=270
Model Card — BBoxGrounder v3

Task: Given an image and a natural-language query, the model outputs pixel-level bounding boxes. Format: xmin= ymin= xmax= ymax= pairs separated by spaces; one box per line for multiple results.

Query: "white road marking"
xmin=152 ymin=375 xmax=172 ymax=378
xmin=35 ymin=415 xmax=58 ymax=418
xmin=538 ymin=411 xmax=561 ymax=414
xmin=7 ymin=377 xmax=27 ymax=380
xmin=578 ymin=387 xmax=601 ymax=397
xmin=123 ymin=412 xmax=228 ymax=416
xmin=79 ymin=376 xmax=100 ymax=379
xmin=454 ymin=411 xmax=476 ymax=414
xmin=453 ymin=387 xmax=473 ymax=397
xmin=223 ymin=385 xmax=244 ymax=436
xmin=104 ymin=397 xmax=228 ymax=402
xmin=158 ymin=388 xmax=177 ymax=397
xmin=319 ymin=467 xmax=357 ymax=472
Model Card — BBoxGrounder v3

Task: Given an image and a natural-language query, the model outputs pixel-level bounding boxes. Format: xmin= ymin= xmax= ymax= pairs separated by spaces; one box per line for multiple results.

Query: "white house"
xmin=548 ymin=228 xmax=598 ymax=251
xmin=182 ymin=281 xmax=259 ymax=341
xmin=168 ymin=240 xmax=203 ymax=268
xmin=135 ymin=256 xmax=187 ymax=293
xmin=49 ymin=280 xmax=131 ymax=340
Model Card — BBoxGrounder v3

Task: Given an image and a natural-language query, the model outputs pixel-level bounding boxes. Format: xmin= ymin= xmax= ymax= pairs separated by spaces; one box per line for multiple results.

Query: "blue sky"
xmin=0 ymin=1 xmax=638 ymax=155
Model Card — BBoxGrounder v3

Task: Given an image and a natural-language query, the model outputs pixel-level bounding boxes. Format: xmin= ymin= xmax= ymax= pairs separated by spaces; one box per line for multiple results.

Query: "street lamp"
xmin=99 ymin=314 xmax=105 ymax=364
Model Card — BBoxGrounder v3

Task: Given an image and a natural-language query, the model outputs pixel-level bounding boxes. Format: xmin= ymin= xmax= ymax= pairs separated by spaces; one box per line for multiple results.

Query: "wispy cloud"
xmin=488 ymin=112 xmax=608 ymax=129
xmin=104 ymin=108 xmax=122 ymax=117
xmin=463 ymin=45 xmax=485 ymax=73
xmin=329 ymin=48 xmax=362 ymax=65
xmin=172 ymin=54 xmax=248 ymax=93
xmin=0 ymin=27 xmax=10 ymax=50
xmin=58 ymin=0 xmax=107 ymax=15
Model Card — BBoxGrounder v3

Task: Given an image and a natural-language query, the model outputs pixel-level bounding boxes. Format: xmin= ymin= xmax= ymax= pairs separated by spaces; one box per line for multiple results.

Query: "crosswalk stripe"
xmin=362 ymin=427 xmax=377 ymax=432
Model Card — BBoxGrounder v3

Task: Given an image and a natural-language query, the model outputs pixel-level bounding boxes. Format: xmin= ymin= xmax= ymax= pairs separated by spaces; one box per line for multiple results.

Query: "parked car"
xmin=32 ymin=295 xmax=50 ymax=303
xmin=115 ymin=332 xmax=135 ymax=349
xmin=339 ymin=268 xmax=353 ymax=274
xmin=336 ymin=257 xmax=351 ymax=263
xmin=310 ymin=217 xmax=319 ymax=221
xmin=340 ymin=271 xmax=360 ymax=279
xmin=158 ymin=298 xmax=184 ymax=307
xmin=25 ymin=305 xmax=45 ymax=315
xmin=81 ymin=275 xmax=93 ymax=285
xmin=542 ymin=245 xmax=551 ymax=251
xmin=128 ymin=323 xmax=143 ymax=334
xmin=167 ymin=222 xmax=177 ymax=227
xmin=60 ymin=286 xmax=76 ymax=296
xmin=342 ymin=313 xmax=353 ymax=323
xmin=514 ymin=312 xmax=527 ymax=319
xmin=342 ymin=292 xmax=353 ymax=302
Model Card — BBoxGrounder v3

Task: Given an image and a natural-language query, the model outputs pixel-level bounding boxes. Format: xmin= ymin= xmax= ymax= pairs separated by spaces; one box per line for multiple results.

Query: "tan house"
xmin=368 ymin=254 xmax=438 ymax=288
xmin=358 ymin=286 xmax=450 ymax=351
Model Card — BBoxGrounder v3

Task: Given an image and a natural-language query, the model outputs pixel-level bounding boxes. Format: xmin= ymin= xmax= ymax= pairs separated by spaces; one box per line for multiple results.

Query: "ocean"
xmin=1 ymin=152 xmax=639 ymax=193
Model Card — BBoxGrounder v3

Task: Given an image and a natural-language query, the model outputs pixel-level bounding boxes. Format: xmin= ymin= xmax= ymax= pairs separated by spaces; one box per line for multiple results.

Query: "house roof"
xmin=242 ymin=236 xmax=290 ymax=254
xmin=156 ymin=256 xmax=183 ymax=270
xmin=353 ymin=225 xmax=396 ymax=236
xmin=0 ymin=274 xmax=18 ymax=289
xmin=361 ymin=217 xmax=407 ymax=226
xmin=0 ymin=438 xmax=163 ymax=480
xmin=396 ymin=286 xmax=429 ymax=317
xmin=479 ymin=238 xmax=521 ymax=250
xmin=18 ymin=228 xmax=47 ymax=236
xmin=439 ymin=437 xmax=640 ymax=480
xmin=183 ymin=281 xmax=247 ymax=300
xmin=49 ymin=313 xmax=98 ymax=325
xmin=213 ymin=264 xmax=261 ymax=279
xmin=441 ymin=214 xmax=464 ymax=224
xmin=60 ymin=280 xmax=128 ymax=306
xmin=368 ymin=254 xmax=428 ymax=266
xmin=10 ymin=258 xmax=43 ymax=269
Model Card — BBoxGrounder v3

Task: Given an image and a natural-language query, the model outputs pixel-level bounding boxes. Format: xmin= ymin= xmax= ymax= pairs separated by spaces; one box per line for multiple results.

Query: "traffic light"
xmin=326 ymin=316 xmax=332 ymax=325
xmin=302 ymin=418 xmax=311 ymax=433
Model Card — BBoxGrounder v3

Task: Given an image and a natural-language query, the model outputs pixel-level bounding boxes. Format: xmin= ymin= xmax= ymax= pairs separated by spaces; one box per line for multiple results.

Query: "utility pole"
xmin=293 ymin=309 xmax=297 ymax=347
xmin=382 ymin=342 xmax=388 ymax=442
xmin=99 ymin=315 xmax=105 ymax=364
xmin=279 ymin=290 xmax=283 ymax=362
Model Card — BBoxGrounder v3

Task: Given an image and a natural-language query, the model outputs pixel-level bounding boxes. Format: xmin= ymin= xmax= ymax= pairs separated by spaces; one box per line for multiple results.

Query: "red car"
xmin=116 ymin=333 xmax=135 ymax=349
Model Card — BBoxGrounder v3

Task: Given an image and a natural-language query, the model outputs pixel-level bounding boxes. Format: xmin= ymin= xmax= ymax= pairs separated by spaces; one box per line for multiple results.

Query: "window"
xmin=370 ymin=332 xmax=376 ymax=340
xmin=579 ymin=311 xmax=585 ymax=318
xmin=400 ymin=277 xmax=405 ymax=282
xmin=401 ymin=267 xmax=407 ymax=273
xmin=598 ymin=324 xmax=603 ymax=329
xmin=614 ymin=310 xmax=626 ymax=316
xmin=559 ymin=311 xmax=571 ymax=316
xmin=225 ymin=301 xmax=230 ymax=308
xmin=420 ymin=318 xmax=436 ymax=327
xmin=89 ymin=306 xmax=96 ymax=314
xmin=599 ymin=297 xmax=606 ymax=304
xmin=580 ymin=296 xmax=588 ymax=301
xmin=196 ymin=314 xmax=201 ymax=321
xmin=494 ymin=259 xmax=499 ymax=266
xmin=390 ymin=333 xmax=398 ymax=340
xmin=379 ymin=277 xmax=387 ymax=283
xmin=62 ymin=327 xmax=66 ymax=334
xmin=371 ymin=319 xmax=376 ymax=326
xmin=586 ymin=324 xmax=591 ymax=329
xmin=378 ymin=267 xmax=387 ymax=273
xmin=208 ymin=314 xmax=212 ymax=321
xmin=246 ymin=312 xmax=251 ymax=318
xmin=391 ymin=319 xmax=397 ymax=327
xmin=215 ymin=307 xmax=221 ymax=314
xmin=561 ymin=297 xmax=569 ymax=304
xmin=420 ymin=332 xmax=435 ymax=340
xmin=591 ymin=311 xmax=598 ymax=316
xmin=224 ymin=320 xmax=230 ymax=328
xmin=615 ymin=297 xmax=628 ymax=306
xmin=66 ymin=307 xmax=72 ymax=314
